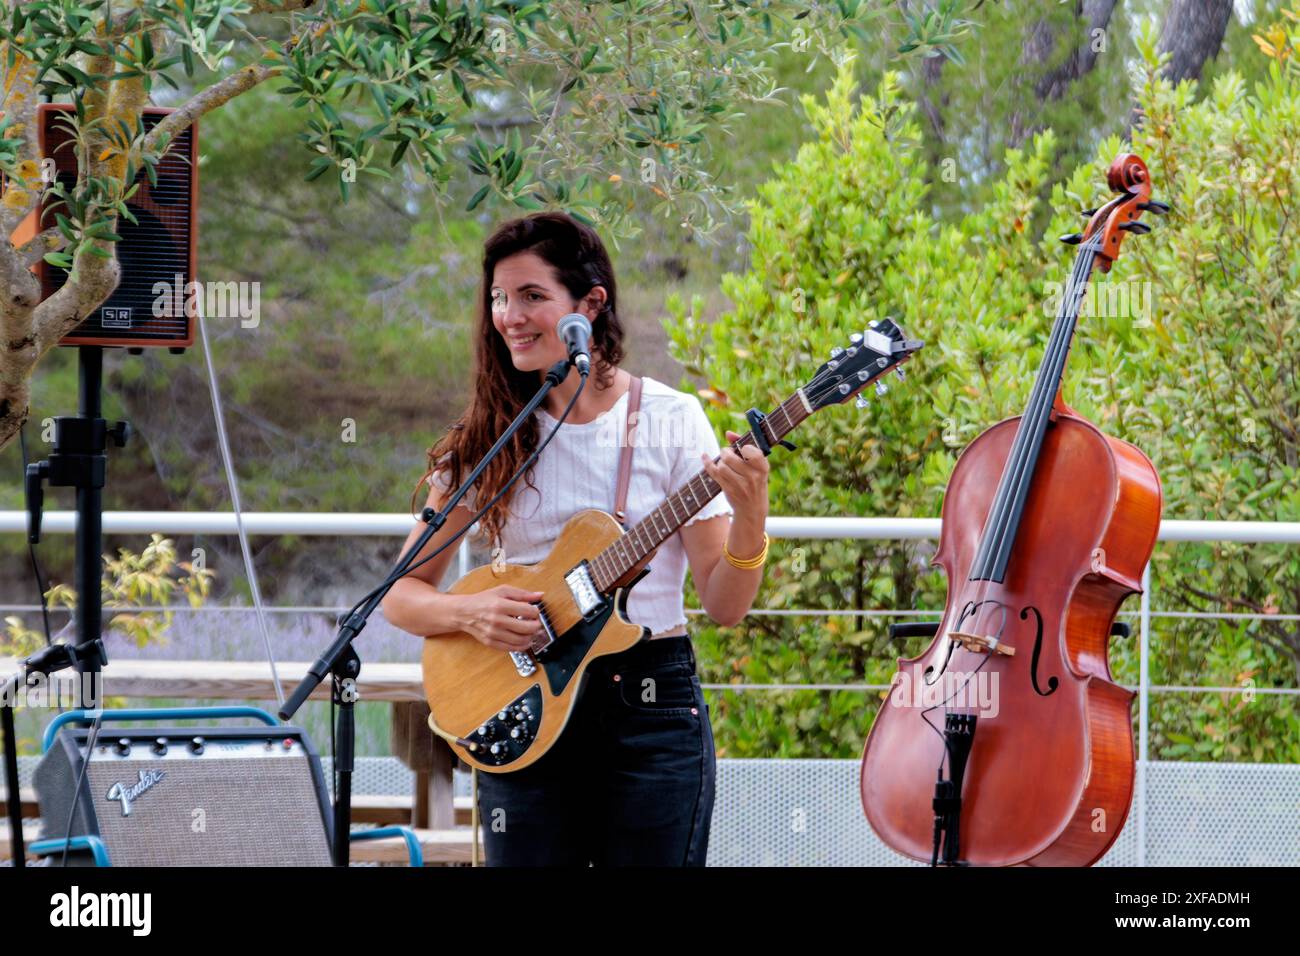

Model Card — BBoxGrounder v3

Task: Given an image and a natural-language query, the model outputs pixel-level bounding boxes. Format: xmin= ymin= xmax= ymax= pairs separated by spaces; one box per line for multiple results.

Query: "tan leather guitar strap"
xmin=614 ymin=375 xmax=643 ymax=528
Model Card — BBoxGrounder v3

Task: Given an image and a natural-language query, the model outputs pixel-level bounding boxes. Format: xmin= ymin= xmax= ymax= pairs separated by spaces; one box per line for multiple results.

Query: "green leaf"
xmin=450 ymin=69 xmax=473 ymax=108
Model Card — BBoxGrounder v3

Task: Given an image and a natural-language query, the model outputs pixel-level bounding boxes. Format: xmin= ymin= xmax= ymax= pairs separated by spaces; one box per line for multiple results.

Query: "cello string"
xmin=982 ymin=237 xmax=1100 ymax=575
xmin=941 ymin=234 xmax=1101 ymax=740
xmin=974 ymin=237 xmax=1098 ymax=580
xmin=958 ymin=241 xmax=1095 ymax=640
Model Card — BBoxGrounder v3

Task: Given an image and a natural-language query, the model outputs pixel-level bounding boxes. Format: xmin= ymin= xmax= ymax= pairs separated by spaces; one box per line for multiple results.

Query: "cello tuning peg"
xmin=1120 ymin=221 xmax=1152 ymax=235
xmin=1079 ymin=208 xmax=1099 ymax=217
xmin=1059 ymin=233 xmax=1084 ymax=245
xmin=1138 ymin=200 xmax=1171 ymax=215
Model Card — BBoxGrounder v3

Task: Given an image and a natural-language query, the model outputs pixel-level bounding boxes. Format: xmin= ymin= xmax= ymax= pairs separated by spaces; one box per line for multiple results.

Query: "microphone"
xmin=557 ymin=313 xmax=592 ymax=376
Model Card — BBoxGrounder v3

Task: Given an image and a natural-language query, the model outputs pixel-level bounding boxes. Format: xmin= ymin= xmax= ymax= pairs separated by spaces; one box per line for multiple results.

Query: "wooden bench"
xmin=0 ymin=822 xmax=481 ymax=866
xmin=353 ymin=794 xmax=474 ymax=827
xmin=0 ymin=787 xmax=38 ymax=820
xmin=3 ymin=788 xmax=472 ymax=827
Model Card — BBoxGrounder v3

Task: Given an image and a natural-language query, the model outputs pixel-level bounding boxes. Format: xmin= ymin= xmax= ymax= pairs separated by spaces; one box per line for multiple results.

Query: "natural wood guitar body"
xmin=422 ymin=510 xmax=648 ymax=773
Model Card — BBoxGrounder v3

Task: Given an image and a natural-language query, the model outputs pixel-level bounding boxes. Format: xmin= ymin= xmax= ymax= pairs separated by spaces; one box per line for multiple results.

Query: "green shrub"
xmin=666 ymin=34 xmax=1300 ymax=761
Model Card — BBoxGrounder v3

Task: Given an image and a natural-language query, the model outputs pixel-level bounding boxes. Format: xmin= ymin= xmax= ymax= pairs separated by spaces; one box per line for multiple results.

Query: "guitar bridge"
xmin=509 ymin=650 xmax=537 ymax=676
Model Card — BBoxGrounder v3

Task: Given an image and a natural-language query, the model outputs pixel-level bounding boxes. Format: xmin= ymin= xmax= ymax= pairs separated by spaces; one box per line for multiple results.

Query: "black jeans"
xmin=474 ymin=635 xmax=716 ymax=866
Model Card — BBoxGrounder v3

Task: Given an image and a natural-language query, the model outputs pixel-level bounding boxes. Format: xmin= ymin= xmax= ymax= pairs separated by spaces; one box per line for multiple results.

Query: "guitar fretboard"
xmin=586 ymin=389 xmax=812 ymax=592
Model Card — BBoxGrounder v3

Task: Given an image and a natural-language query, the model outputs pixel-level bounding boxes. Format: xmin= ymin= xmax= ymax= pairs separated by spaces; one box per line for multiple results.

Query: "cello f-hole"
xmin=1022 ymin=605 xmax=1058 ymax=697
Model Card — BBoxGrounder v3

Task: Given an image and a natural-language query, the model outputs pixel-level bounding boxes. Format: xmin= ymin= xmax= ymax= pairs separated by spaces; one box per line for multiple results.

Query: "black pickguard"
xmin=539 ymin=569 xmax=651 ymax=697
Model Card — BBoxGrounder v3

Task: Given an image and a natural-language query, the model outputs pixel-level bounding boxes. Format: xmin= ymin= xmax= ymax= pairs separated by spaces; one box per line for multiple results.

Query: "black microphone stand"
xmin=11 ymin=346 xmax=128 ymax=867
xmin=280 ymin=356 xmax=582 ymax=865
xmin=3 ymin=673 xmax=24 ymax=867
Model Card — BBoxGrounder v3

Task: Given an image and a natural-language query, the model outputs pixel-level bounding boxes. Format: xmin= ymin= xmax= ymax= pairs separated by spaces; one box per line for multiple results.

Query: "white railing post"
xmin=1137 ymin=560 xmax=1152 ymax=867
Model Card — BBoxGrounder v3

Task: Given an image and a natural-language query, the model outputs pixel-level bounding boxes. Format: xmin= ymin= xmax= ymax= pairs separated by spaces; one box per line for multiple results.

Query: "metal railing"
xmin=3 ymin=511 xmax=1298 ymax=865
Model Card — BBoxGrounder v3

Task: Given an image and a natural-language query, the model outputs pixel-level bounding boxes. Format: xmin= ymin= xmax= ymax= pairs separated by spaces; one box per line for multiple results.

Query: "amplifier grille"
xmin=83 ymin=756 xmax=332 ymax=867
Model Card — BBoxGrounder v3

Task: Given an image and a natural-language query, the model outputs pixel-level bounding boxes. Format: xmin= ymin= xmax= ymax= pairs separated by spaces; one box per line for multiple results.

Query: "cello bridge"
xmin=950 ymin=630 xmax=1016 ymax=657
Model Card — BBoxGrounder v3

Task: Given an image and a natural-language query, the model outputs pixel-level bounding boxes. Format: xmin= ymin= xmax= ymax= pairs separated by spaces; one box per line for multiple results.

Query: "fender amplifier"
xmin=34 ymin=725 xmax=333 ymax=866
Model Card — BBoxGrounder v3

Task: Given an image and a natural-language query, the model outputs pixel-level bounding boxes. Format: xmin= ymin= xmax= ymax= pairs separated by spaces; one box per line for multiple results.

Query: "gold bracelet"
xmin=724 ymin=532 xmax=769 ymax=570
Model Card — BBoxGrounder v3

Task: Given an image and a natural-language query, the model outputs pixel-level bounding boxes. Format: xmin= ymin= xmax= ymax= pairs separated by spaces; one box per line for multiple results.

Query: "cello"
xmin=859 ymin=154 xmax=1167 ymax=866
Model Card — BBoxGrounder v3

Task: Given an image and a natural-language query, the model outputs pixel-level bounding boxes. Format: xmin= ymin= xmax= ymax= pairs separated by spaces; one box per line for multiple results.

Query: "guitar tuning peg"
xmin=894 ymin=367 xmax=906 ymax=381
xmin=830 ymin=346 xmax=844 ymax=358
xmin=1059 ymin=233 xmax=1084 ymax=245
xmin=1080 ymin=208 xmax=1099 ymax=217
xmin=874 ymin=380 xmax=888 ymax=397
xmin=1138 ymin=200 xmax=1170 ymax=215
xmin=854 ymin=394 xmax=870 ymax=410
xmin=849 ymin=332 xmax=864 ymax=345
xmin=1120 ymin=221 xmax=1152 ymax=234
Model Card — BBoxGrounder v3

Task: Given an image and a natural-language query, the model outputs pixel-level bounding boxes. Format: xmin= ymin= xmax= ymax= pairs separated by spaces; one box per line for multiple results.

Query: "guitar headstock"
xmin=806 ymin=317 xmax=924 ymax=412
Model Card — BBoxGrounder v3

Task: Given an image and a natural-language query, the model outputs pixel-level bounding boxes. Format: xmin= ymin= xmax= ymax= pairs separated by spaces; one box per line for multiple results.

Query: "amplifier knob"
xmin=115 ymin=738 xmax=131 ymax=757
xmin=153 ymin=737 xmax=168 ymax=755
xmin=497 ymin=710 xmax=508 ymax=721
xmin=489 ymin=742 xmax=503 ymax=755
xmin=189 ymin=736 xmax=206 ymax=755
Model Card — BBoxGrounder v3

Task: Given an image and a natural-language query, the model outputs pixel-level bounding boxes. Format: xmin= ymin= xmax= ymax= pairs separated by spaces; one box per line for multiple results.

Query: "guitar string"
xmin=592 ymin=344 xmax=907 ymax=589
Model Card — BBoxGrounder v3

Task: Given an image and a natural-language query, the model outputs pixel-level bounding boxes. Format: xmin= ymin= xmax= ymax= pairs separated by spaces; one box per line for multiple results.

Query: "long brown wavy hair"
xmin=411 ymin=212 xmax=626 ymax=545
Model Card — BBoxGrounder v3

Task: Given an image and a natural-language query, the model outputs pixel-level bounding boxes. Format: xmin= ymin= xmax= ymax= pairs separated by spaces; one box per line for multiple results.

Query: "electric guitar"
xmin=422 ymin=319 xmax=923 ymax=772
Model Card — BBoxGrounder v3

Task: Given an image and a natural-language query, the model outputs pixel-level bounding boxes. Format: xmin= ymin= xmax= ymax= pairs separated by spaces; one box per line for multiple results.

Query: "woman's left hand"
xmin=700 ymin=430 xmax=770 ymax=522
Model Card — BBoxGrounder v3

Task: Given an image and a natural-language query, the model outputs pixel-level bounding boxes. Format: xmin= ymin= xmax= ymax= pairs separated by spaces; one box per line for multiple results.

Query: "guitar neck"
xmin=587 ymin=389 xmax=813 ymax=592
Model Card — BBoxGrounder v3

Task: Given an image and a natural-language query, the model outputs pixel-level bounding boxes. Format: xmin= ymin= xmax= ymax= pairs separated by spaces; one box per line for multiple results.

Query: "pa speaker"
xmin=14 ymin=104 xmax=198 ymax=350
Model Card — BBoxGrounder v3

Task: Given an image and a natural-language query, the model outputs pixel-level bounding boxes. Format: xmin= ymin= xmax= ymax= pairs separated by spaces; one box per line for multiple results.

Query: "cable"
xmin=17 ymin=426 xmax=54 ymax=649
xmin=59 ymin=714 xmax=102 ymax=867
xmin=195 ymin=308 xmax=284 ymax=707
xmin=338 ymin=369 xmax=589 ymax=625
xmin=321 ymin=368 xmax=585 ymax=854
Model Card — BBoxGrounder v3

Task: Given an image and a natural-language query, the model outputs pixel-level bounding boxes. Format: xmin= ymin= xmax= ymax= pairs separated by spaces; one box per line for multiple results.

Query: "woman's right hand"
xmin=457 ymin=585 xmax=547 ymax=652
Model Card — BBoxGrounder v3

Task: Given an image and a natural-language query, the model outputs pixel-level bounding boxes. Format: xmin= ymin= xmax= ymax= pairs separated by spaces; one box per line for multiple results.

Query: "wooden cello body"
xmin=860 ymin=154 xmax=1166 ymax=866
xmin=861 ymin=408 xmax=1160 ymax=865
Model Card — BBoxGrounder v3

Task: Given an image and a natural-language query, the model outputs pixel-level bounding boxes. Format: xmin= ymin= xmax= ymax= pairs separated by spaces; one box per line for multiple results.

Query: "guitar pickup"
xmin=564 ymin=561 xmax=603 ymax=619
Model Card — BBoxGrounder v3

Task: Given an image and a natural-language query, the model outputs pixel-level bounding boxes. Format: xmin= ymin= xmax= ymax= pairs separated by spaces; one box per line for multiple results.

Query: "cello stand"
xmin=931 ymin=712 xmax=977 ymax=866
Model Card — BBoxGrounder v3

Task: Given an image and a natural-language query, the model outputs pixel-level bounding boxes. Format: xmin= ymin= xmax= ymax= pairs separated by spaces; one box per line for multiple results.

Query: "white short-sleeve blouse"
xmin=429 ymin=376 xmax=734 ymax=635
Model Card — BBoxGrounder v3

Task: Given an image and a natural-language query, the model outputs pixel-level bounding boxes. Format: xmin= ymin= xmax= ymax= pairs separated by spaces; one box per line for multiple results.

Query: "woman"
xmin=381 ymin=211 xmax=771 ymax=866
